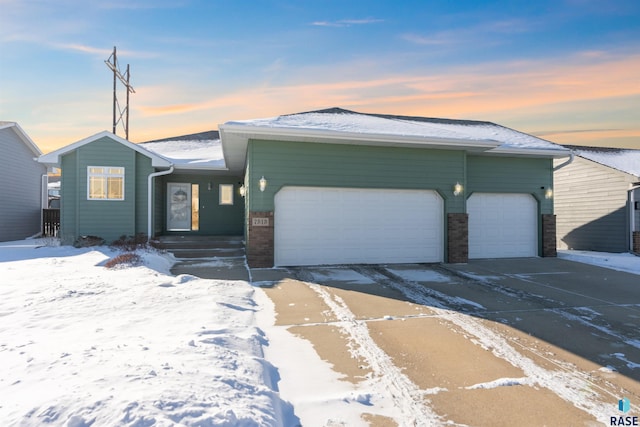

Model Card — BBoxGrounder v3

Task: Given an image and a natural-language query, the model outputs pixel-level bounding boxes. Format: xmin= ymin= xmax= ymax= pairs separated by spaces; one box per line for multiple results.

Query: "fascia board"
xmin=12 ymin=123 xmax=43 ymax=156
xmin=220 ymin=124 xmax=501 ymax=150
xmin=38 ymin=130 xmax=173 ymax=168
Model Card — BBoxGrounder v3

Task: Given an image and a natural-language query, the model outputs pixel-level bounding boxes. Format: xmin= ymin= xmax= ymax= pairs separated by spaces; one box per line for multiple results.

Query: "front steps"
xmin=154 ymin=235 xmax=250 ymax=281
xmin=154 ymin=235 xmax=245 ymax=259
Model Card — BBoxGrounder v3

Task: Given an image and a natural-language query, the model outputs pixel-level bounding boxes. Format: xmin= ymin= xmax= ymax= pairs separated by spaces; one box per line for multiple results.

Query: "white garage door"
xmin=274 ymin=187 xmax=443 ymax=266
xmin=468 ymin=193 xmax=538 ymax=259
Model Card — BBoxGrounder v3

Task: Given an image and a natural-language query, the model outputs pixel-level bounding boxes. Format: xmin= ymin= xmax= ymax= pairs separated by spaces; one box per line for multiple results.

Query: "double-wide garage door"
xmin=275 ymin=187 xmax=443 ymax=266
xmin=468 ymin=193 xmax=538 ymax=259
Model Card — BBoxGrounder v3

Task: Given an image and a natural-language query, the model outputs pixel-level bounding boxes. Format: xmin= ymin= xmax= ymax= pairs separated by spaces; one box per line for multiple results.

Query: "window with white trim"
xmin=219 ymin=184 xmax=234 ymax=205
xmin=87 ymin=166 xmax=125 ymax=200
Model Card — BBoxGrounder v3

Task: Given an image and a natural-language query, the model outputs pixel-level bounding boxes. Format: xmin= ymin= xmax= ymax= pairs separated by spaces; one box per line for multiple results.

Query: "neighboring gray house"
xmin=0 ymin=122 xmax=47 ymax=242
xmin=555 ymin=145 xmax=640 ymax=253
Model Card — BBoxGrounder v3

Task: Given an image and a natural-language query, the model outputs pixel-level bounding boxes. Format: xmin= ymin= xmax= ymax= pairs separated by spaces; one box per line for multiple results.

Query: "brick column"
xmin=447 ymin=213 xmax=468 ymax=263
xmin=542 ymin=214 xmax=557 ymax=257
xmin=247 ymin=211 xmax=274 ymax=268
xmin=633 ymin=231 xmax=640 ymax=254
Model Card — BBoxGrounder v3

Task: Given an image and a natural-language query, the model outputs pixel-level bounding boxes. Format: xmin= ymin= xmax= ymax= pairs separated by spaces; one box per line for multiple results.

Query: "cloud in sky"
xmin=121 ymin=50 xmax=640 ymax=148
xmin=4 ymin=0 xmax=640 ymax=151
xmin=311 ymin=18 xmax=384 ymax=27
xmin=137 ymin=51 xmax=640 ymax=118
xmin=401 ymin=18 xmax=536 ymax=47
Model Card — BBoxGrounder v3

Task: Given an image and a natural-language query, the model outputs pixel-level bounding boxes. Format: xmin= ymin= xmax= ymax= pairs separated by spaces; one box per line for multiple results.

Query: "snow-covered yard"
xmin=1 ymin=239 xmax=638 ymax=426
xmin=0 ymin=240 xmax=291 ymax=426
xmin=558 ymin=249 xmax=640 ymax=276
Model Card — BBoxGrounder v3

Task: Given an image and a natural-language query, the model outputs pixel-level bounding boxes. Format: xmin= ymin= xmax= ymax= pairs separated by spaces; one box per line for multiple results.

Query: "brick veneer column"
xmin=542 ymin=214 xmax=557 ymax=257
xmin=247 ymin=211 xmax=274 ymax=268
xmin=447 ymin=213 xmax=468 ymax=263
xmin=633 ymin=231 xmax=640 ymax=254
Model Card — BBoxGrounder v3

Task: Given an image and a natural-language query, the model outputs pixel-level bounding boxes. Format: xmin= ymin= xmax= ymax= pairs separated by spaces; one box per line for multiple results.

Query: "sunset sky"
xmin=1 ymin=0 xmax=639 ymax=153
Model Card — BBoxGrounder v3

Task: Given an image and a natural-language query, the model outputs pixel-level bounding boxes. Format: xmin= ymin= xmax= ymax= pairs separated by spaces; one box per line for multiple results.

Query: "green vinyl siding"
xmin=467 ymin=156 xmax=554 ymax=214
xmin=60 ymin=150 xmax=78 ymax=245
xmin=247 ymin=140 xmax=466 ymax=212
xmin=160 ymin=174 xmax=244 ymax=235
xmin=60 ymin=136 xmax=152 ymax=244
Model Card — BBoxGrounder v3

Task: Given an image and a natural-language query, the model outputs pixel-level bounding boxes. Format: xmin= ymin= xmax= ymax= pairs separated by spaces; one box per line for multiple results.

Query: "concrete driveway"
xmin=256 ymin=258 xmax=640 ymax=426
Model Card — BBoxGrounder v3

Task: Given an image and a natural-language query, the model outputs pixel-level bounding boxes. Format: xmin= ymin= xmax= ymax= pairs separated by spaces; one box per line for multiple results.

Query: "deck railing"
xmin=43 ymin=209 xmax=60 ymax=237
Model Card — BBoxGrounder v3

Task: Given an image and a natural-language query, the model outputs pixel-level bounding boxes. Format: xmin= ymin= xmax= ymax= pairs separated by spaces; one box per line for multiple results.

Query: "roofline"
xmin=484 ymin=146 xmax=572 ymax=159
xmin=0 ymin=122 xmax=42 ymax=156
xmin=571 ymin=152 xmax=640 ymax=179
xmin=38 ymin=131 xmax=173 ymax=168
xmin=172 ymin=164 xmax=229 ymax=171
xmin=219 ymin=123 xmax=502 ymax=150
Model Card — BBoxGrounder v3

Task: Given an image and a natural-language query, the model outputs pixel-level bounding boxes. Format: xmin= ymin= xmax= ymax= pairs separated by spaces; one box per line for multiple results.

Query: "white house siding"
xmin=554 ymin=156 xmax=636 ymax=253
xmin=0 ymin=126 xmax=47 ymax=242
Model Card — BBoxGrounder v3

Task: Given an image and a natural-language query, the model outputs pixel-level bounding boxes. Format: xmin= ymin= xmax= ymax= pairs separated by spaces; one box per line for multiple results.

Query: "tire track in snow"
xmin=357 ymin=266 xmax=621 ymax=425
xmin=293 ymin=270 xmax=445 ymax=427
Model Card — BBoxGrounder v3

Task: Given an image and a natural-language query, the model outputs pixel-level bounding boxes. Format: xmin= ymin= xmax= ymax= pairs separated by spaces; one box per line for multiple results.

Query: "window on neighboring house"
xmin=87 ymin=166 xmax=125 ymax=200
xmin=219 ymin=184 xmax=234 ymax=205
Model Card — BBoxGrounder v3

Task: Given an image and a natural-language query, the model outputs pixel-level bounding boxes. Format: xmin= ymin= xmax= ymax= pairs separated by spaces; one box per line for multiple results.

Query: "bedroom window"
xmin=87 ymin=166 xmax=124 ymax=200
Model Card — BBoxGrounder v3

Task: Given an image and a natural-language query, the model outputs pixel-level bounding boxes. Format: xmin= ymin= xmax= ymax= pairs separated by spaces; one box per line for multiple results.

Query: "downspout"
xmin=553 ymin=152 xmax=574 ymax=171
xmin=628 ymin=182 xmax=640 ymax=253
xmin=147 ymin=166 xmax=174 ymax=239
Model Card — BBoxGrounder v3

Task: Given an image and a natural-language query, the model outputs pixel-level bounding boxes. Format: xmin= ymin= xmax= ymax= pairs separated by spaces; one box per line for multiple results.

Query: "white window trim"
xmin=87 ymin=166 xmax=125 ymax=201
xmin=219 ymin=184 xmax=234 ymax=205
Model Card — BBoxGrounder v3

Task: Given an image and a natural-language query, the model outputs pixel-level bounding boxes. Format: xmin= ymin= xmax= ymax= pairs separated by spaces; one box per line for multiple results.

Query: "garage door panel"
xmin=275 ymin=187 xmax=443 ymax=266
xmin=468 ymin=193 xmax=538 ymax=259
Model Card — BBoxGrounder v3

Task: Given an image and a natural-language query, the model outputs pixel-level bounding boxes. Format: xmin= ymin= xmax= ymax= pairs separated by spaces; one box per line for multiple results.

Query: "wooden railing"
xmin=43 ymin=209 xmax=60 ymax=237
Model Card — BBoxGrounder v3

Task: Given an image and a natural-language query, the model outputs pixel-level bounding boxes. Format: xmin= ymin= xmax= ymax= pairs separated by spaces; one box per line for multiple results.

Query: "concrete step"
xmin=153 ymin=235 xmax=244 ymax=251
xmin=170 ymin=247 xmax=245 ymax=259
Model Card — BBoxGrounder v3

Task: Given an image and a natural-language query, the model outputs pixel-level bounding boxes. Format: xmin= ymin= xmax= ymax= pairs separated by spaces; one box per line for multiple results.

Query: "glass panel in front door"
xmin=167 ymin=183 xmax=191 ymax=231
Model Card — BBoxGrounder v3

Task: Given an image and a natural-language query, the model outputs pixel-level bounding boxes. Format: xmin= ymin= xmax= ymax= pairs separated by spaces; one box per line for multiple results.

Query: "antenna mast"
xmin=105 ymin=46 xmax=135 ymax=139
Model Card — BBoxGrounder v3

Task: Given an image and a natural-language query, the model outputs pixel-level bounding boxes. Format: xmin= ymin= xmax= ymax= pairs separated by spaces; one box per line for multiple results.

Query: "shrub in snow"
xmin=104 ymin=252 xmax=142 ymax=269
xmin=110 ymin=233 xmax=149 ymax=251
xmin=73 ymin=235 xmax=106 ymax=248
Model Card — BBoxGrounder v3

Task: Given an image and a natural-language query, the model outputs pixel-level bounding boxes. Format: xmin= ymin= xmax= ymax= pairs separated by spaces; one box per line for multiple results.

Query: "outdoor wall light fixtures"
xmin=239 ymin=185 xmax=246 ymax=197
xmin=259 ymin=176 xmax=267 ymax=192
xmin=207 ymin=181 xmax=212 ymax=191
xmin=545 ymin=188 xmax=553 ymax=199
xmin=453 ymin=182 xmax=463 ymax=196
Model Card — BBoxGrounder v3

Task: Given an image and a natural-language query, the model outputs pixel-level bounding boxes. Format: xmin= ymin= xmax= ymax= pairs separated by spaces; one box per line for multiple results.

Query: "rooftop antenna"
xmin=105 ymin=46 xmax=135 ymax=139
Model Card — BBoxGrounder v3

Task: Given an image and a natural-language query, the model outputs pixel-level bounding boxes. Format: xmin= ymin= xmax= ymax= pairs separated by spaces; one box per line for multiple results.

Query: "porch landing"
xmin=155 ymin=235 xmax=250 ymax=281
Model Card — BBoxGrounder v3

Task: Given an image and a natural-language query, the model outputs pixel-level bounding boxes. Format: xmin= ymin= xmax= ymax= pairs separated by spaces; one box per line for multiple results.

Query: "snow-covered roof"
xmin=225 ymin=108 xmax=568 ymax=152
xmin=564 ymin=145 xmax=640 ymax=177
xmin=220 ymin=108 xmax=570 ymax=173
xmin=139 ymin=139 xmax=226 ymax=170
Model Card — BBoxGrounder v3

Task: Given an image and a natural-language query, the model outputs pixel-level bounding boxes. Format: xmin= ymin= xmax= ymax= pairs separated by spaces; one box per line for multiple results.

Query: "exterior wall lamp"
xmin=453 ymin=182 xmax=463 ymax=196
xmin=259 ymin=176 xmax=267 ymax=192
xmin=545 ymin=187 xmax=553 ymax=199
xmin=239 ymin=185 xmax=246 ymax=197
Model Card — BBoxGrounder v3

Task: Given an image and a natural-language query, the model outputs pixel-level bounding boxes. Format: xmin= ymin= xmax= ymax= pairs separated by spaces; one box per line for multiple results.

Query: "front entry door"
xmin=167 ymin=183 xmax=191 ymax=231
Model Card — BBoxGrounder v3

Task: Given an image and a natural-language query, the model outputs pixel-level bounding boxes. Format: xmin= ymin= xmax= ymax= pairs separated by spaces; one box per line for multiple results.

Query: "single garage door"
xmin=468 ymin=193 xmax=538 ymax=258
xmin=274 ymin=187 xmax=443 ymax=266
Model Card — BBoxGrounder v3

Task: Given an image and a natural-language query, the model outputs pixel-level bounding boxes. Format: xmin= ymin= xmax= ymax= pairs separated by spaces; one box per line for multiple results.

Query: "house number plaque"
xmin=252 ymin=217 xmax=270 ymax=227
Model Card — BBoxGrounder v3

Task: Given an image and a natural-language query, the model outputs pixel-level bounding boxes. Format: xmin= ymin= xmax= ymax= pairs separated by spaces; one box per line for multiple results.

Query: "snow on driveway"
xmin=0 ymin=240 xmax=291 ymax=426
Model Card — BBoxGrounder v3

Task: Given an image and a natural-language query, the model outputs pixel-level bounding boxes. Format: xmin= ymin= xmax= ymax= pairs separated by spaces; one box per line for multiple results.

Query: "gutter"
xmin=147 ymin=166 xmax=174 ymax=239
xmin=553 ymin=152 xmax=575 ymax=171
